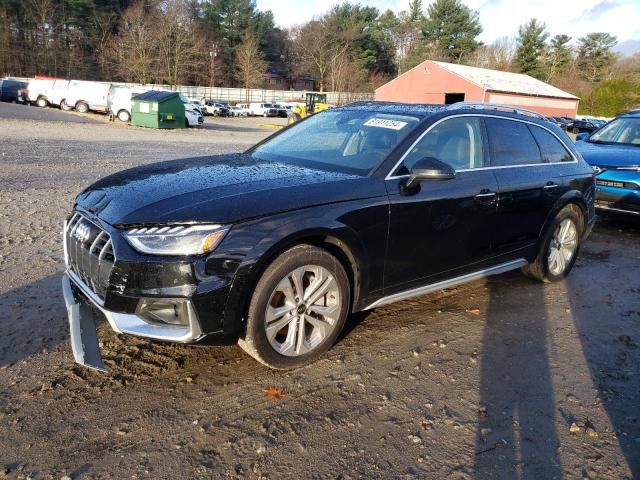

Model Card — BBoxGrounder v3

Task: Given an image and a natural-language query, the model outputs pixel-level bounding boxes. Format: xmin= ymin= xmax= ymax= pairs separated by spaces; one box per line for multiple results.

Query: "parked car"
xmin=204 ymin=101 xmax=230 ymax=116
xmin=0 ymin=78 xmax=28 ymax=103
xmin=62 ymin=102 xmax=595 ymax=371
xmin=230 ymin=104 xmax=249 ymax=117
xmin=273 ymin=104 xmax=289 ymax=118
xmin=570 ymin=119 xmax=599 ymax=135
xmin=108 ymin=85 xmax=152 ymax=122
xmin=180 ymin=93 xmax=204 ymax=127
xmin=189 ymin=99 xmax=204 ymax=111
xmin=62 ymin=80 xmax=111 ymax=113
xmin=249 ymin=102 xmax=278 ymax=117
xmin=26 ymin=76 xmax=70 ymax=108
xmin=547 ymin=116 xmax=571 ymax=130
xmin=575 ymin=110 xmax=640 ymax=217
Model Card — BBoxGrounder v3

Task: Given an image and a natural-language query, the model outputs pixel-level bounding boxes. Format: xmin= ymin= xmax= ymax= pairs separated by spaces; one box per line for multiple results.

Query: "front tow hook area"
xmin=62 ymin=275 xmax=107 ymax=372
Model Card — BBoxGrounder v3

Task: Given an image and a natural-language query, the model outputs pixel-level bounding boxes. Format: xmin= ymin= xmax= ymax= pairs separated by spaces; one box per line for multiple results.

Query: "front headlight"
xmin=123 ymin=225 xmax=228 ymax=256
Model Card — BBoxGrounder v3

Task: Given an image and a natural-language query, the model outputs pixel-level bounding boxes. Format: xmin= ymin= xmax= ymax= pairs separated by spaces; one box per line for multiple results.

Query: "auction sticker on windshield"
xmin=364 ymin=118 xmax=408 ymax=130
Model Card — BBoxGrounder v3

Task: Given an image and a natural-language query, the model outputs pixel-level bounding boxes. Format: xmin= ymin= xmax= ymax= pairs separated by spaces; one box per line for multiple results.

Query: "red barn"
xmin=375 ymin=60 xmax=579 ymax=118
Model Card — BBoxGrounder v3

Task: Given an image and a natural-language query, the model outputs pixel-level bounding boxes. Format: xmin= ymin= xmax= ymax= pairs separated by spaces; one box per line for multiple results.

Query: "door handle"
xmin=543 ymin=182 xmax=559 ymax=190
xmin=475 ymin=191 xmax=497 ymax=199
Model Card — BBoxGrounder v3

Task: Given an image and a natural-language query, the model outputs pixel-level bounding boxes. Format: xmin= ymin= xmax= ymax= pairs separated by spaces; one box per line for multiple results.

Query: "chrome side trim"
xmin=364 ymin=259 xmax=528 ymax=310
xmin=595 ymin=204 xmax=640 ymax=216
xmin=65 ymin=270 xmax=204 ymax=343
xmin=385 ymin=113 xmax=577 ymax=180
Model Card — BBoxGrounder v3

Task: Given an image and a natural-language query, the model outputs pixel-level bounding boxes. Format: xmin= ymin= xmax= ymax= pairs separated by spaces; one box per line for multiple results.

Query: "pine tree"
xmin=544 ymin=34 xmax=572 ymax=81
xmin=577 ymin=32 xmax=617 ymax=83
xmin=514 ymin=19 xmax=548 ymax=79
xmin=422 ymin=0 xmax=482 ymax=63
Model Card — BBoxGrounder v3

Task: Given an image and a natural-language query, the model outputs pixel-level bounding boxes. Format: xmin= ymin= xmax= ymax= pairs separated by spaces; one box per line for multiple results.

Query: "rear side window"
xmin=529 ymin=125 xmax=574 ymax=163
xmin=485 ymin=117 xmax=542 ymax=166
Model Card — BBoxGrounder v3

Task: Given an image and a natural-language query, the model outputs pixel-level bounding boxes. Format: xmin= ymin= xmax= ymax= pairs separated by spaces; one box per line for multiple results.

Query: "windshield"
xmin=589 ymin=118 xmax=640 ymax=146
xmin=251 ymin=109 xmax=421 ymax=175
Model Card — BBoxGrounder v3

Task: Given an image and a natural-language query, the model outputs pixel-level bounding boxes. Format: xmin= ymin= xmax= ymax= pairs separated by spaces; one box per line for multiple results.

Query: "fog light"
xmin=136 ymin=298 xmax=190 ymax=327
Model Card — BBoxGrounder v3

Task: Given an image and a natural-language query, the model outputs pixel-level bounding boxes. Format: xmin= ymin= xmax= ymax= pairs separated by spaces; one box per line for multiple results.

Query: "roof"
xmin=341 ymin=101 xmax=446 ymax=117
xmin=132 ymin=90 xmax=179 ymax=102
xmin=432 ymin=61 xmax=579 ymax=100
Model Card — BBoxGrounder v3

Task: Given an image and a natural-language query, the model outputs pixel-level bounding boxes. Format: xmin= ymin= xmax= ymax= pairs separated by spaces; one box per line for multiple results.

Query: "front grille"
xmin=65 ymin=212 xmax=115 ymax=301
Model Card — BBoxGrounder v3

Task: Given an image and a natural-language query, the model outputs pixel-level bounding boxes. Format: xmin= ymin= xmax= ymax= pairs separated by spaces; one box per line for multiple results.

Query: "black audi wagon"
xmin=62 ymin=102 xmax=595 ymax=370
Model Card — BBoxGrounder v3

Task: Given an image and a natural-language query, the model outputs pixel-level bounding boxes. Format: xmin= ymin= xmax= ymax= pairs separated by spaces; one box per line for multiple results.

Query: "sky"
xmin=256 ymin=0 xmax=640 ymax=44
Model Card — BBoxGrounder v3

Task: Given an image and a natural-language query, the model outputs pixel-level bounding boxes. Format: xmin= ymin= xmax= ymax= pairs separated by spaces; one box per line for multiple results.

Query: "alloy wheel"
xmin=264 ymin=265 xmax=341 ymax=357
xmin=548 ymin=218 xmax=578 ymax=276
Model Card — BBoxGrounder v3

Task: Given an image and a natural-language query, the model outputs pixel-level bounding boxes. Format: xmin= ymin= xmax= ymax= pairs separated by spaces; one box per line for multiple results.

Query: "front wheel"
xmin=36 ymin=97 xmax=48 ymax=108
xmin=522 ymin=205 xmax=583 ymax=283
xmin=239 ymin=245 xmax=350 ymax=369
xmin=60 ymin=100 xmax=72 ymax=111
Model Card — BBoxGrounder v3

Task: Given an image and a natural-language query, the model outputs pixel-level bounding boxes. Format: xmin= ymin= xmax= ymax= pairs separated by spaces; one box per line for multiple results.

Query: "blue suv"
xmin=576 ymin=110 xmax=640 ymax=217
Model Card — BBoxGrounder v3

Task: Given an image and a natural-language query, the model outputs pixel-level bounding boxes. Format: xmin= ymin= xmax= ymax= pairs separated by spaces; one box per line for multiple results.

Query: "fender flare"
xmin=221 ymin=218 xmax=369 ymax=337
xmin=538 ymin=190 xmax=590 ymax=247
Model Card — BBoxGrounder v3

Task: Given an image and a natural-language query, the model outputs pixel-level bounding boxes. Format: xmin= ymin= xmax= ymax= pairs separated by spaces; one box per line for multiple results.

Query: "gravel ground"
xmin=0 ymin=107 xmax=639 ymax=480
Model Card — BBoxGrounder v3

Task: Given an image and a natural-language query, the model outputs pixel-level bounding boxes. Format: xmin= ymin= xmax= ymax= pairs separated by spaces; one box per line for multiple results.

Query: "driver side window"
xmin=397 ymin=117 xmax=484 ymax=175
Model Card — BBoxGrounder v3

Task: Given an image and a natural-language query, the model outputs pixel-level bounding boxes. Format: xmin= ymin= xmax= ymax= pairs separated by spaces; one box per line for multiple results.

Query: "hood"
xmin=75 ymin=154 xmax=385 ymax=226
xmin=576 ymin=140 xmax=640 ymax=169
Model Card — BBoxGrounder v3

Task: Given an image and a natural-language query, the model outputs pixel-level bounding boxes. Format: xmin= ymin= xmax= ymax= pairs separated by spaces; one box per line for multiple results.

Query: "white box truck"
xmin=62 ymin=80 xmax=112 ymax=113
xmin=26 ymin=76 xmax=70 ymax=108
xmin=108 ymin=85 xmax=152 ymax=122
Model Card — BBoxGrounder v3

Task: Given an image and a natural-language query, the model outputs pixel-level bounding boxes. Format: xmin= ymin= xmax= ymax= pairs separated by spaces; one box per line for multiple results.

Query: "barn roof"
xmin=432 ymin=61 xmax=579 ymax=100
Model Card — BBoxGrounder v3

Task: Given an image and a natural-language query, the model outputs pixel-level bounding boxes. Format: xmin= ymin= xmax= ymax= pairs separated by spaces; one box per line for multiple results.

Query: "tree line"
xmin=0 ymin=0 xmax=637 ymax=114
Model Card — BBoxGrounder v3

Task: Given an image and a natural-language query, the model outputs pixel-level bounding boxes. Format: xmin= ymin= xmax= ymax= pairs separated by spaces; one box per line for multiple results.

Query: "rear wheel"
xmin=117 ymin=110 xmax=131 ymax=122
xmin=60 ymin=100 xmax=72 ymax=111
xmin=239 ymin=244 xmax=350 ymax=369
xmin=522 ymin=205 xmax=583 ymax=282
xmin=36 ymin=97 xmax=48 ymax=108
xmin=75 ymin=102 xmax=89 ymax=114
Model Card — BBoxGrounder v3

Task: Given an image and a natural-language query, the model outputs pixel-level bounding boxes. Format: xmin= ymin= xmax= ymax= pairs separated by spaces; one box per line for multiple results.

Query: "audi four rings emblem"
xmin=73 ymin=222 xmax=92 ymax=243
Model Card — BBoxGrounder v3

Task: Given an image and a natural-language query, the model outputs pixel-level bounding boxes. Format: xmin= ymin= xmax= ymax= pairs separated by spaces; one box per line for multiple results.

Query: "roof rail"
xmin=447 ymin=102 xmax=547 ymax=120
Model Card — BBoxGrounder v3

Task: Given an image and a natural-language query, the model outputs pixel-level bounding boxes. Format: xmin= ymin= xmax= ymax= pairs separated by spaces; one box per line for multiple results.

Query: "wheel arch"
xmin=538 ymin=191 xmax=589 ymax=248
xmin=226 ymin=225 xmax=367 ymax=340
xmin=251 ymin=228 xmax=363 ymax=312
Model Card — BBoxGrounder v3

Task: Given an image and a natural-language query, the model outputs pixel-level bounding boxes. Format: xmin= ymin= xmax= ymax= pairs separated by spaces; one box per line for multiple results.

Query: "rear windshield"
xmin=252 ymin=109 xmax=421 ymax=175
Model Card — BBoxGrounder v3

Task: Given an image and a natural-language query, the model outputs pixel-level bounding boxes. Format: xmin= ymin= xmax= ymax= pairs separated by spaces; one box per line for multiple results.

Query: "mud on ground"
xmin=0 ymin=108 xmax=639 ymax=479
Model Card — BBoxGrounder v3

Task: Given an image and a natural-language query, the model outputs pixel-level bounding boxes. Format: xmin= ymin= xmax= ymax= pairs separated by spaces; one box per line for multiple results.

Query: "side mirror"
xmin=405 ymin=157 xmax=456 ymax=189
xmin=576 ymin=132 xmax=590 ymax=141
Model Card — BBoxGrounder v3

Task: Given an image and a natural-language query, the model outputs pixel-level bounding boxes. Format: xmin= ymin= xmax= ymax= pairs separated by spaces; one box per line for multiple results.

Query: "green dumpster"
xmin=131 ymin=90 xmax=185 ymax=129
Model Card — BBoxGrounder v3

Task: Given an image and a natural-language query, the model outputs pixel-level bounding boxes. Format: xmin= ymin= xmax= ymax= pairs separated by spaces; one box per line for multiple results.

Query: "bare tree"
xmin=235 ymin=32 xmax=267 ymax=101
xmin=156 ymin=0 xmax=207 ymax=87
xmin=293 ymin=21 xmax=334 ymax=92
xmin=109 ymin=2 xmax=159 ymax=84
xmin=91 ymin=10 xmax=118 ymax=78
xmin=472 ymin=36 xmax=515 ymax=71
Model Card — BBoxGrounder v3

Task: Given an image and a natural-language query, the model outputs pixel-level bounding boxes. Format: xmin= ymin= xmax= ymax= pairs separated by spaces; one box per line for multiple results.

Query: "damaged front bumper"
xmin=62 ymin=270 xmax=204 ymax=371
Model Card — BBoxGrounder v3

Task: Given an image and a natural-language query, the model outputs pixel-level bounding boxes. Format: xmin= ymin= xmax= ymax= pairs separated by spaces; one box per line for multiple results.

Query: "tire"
xmin=75 ymin=102 xmax=89 ymax=114
xmin=239 ymin=244 xmax=351 ymax=369
xmin=117 ymin=110 xmax=130 ymax=122
xmin=185 ymin=118 xmax=190 ymax=128
xmin=60 ymin=100 xmax=72 ymax=111
xmin=522 ymin=205 xmax=583 ymax=283
xmin=36 ymin=97 xmax=48 ymax=108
